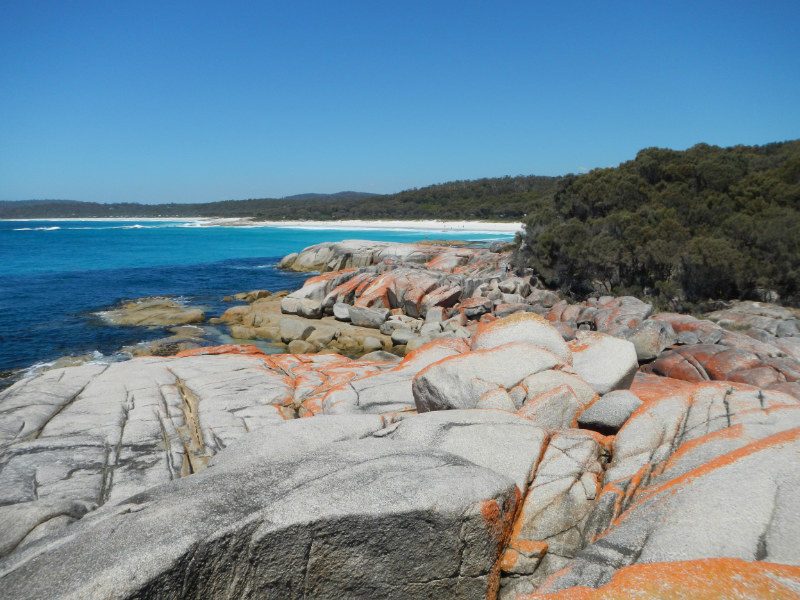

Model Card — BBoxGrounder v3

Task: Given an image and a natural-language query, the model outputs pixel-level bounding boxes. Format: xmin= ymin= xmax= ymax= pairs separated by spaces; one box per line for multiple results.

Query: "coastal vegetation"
xmin=0 ymin=177 xmax=559 ymax=221
xmin=514 ymin=140 xmax=800 ymax=308
xmin=3 ymin=139 xmax=799 ymax=308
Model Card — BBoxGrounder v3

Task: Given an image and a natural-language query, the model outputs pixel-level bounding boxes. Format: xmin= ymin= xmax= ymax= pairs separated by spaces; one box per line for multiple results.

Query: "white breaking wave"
xmin=13 ymin=226 xmax=61 ymax=231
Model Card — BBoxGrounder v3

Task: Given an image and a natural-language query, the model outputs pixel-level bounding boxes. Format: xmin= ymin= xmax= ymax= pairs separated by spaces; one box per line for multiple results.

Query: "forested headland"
xmin=3 ymin=140 xmax=799 ymax=307
xmin=0 ymin=177 xmax=559 ymax=221
xmin=513 ymin=140 xmax=800 ymax=309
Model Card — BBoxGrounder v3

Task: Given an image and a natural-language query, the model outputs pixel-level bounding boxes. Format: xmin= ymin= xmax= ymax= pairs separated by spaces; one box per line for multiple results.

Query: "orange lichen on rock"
xmin=520 ymin=558 xmax=800 ymax=599
xmin=174 ymin=344 xmax=266 ymax=358
xmin=629 ymin=372 xmax=705 ymax=404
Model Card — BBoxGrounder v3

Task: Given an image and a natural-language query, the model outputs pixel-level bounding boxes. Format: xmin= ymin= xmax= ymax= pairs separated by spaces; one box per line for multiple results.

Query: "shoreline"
xmin=3 ymin=217 xmax=523 ymax=233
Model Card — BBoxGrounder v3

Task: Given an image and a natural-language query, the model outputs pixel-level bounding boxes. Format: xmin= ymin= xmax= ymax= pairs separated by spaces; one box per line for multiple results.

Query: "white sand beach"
xmin=218 ymin=218 xmax=524 ymax=233
xmin=5 ymin=216 xmax=524 ymax=233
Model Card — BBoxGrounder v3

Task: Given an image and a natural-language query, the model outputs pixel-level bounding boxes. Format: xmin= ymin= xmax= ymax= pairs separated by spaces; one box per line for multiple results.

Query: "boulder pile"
xmin=1 ymin=239 xmax=799 ymax=599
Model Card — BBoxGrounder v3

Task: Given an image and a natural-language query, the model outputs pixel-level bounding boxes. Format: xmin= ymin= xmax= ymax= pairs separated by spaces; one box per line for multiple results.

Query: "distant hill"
xmin=514 ymin=139 xmax=800 ymax=308
xmin=0 ymin=177 xmax=561 ymax=221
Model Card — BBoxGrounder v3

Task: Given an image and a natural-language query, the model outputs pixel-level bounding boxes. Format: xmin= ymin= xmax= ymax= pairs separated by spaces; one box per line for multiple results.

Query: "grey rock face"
xmin=540 ymin=425 xmax=800 ymax=593
xmin=626 ymin=319 xmax=677 ymax=361
xmin=0 ymin=354 xmax=296 ymax=560
xmin=332 ymin=302 xmax=352 ymax=321
xmin=577 ymin=390 xmax=643 ymax=433
xmin=569 ymin=332 xmax=638 ymax=395
xmin=280 ymin=296 xmax=323 ymax=319
xmin=499 ymin=430 xmax=608 ymax=597
xmin=0 ymin=416 xmax=521 ymax=600
xmin=348 ymin=305 xmax=390 ymax=328
xmin=279 ymin=318 xmax=316 ymax=342
xmin=413 ymin=342 xmax=568 ymax=412
xmin=387 ymin=409 xmax=548 ymax=492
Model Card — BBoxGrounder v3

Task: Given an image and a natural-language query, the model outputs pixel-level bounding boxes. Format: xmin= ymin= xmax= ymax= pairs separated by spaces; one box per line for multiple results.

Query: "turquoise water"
xmin=0 ymin=219 xmax=513 ymax=379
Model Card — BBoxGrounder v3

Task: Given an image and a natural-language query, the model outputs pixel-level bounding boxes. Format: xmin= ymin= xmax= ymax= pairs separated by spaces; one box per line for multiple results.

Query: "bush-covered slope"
xmin=514 ymin=140 xmax=800 ymax=308
xmin=0 ymin=177 xmax=559 ymax=221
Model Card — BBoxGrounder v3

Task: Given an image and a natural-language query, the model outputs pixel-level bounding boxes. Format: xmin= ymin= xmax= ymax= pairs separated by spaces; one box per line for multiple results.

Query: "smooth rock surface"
xmin=568 ymin=332 xmax=638 ymax=395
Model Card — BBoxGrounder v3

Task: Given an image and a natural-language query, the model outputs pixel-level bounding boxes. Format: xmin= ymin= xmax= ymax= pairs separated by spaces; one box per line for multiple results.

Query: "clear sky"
xmin=1 ymin=1 xmax=798 ymax=204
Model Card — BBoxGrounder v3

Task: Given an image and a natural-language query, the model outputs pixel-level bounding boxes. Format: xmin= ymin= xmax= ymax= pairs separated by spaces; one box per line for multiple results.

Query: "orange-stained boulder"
xmin=472 ymin=312 xmax=572 ymax=364
xmin=521 ymin=559 xmax=800 ymax=600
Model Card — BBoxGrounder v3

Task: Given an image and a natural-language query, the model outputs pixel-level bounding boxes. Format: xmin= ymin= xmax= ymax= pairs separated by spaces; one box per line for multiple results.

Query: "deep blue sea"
xmin=0 ymin=219 xmax=513 ymax=381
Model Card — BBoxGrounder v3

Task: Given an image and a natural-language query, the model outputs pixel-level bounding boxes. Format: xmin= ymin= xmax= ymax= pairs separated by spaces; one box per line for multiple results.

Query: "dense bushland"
xmin=514 ymin=140 xmax=800 ymax=308
xmin=0 ymin=177 xmax=559 ymax=221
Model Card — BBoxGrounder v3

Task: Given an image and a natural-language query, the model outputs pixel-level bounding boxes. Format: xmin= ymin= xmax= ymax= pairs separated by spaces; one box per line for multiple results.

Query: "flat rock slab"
xmin=99 ymin=297 xmax=205 ymax=326
xmin=0 ymin=415 xmax=520 ymax=600
xmin=387 ymin=409 xmax=548 ymax=492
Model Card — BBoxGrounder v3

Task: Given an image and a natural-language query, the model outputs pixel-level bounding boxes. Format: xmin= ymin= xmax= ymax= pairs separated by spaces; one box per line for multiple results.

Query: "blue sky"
xmin=1 ymin=1 xmax=798 ymax=204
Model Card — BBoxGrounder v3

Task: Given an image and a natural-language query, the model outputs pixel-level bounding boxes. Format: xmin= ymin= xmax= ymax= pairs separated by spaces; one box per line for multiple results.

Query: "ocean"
xmin=0 ymin=219 xmax=514 ymax=383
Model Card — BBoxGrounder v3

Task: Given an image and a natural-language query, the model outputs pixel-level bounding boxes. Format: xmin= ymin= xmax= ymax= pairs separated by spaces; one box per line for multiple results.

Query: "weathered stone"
xmin=471 ymin=313 xmax=572 ymax=364
xmin=332 ymin=302 xmax=351 ymax=321
xmin=627 ymin=319 xmax=677 ymax=361
xmin=305 ymin=325 xmax=337 ymax=347
xmin=387 ymin=409 xmax=548 ymax=492
xmin=413 ymin=342 xmax=568 ymax=412
xmin=500 ymin=430 xmax=610 ymax=595
xmin=568 ymin=331 xmax=638 ymax=395
xmin=362 ymin=336 xmax=383 ymax=353
xmin=279 ymin=319 xmax=316 ymax=343
xmin=476 ymin=388 xmax=518 ymax=412
xmin=348 ymin=305 xmax=390 ymax=328
xmin=359 ymin=350 xmax=402 ymax=363
xmin=541 ymin=427 xmax=800 ymax=593
xmin=520 ymin=370 xmax=598 ymax=411
xmin=0 ymin=416 xmax=521 ymax=600
xmin=461 ymin=297 xmax=494 ymax=318
xmin=525 ymin=559 xmax=800 ymax=600
xmin=287 ymin=339 xmax=315 ymax=354
xmin=280 ymin=296 xmax=323 ymax=319
xmin=99 ymin=297 xmax=205 ymax=326
xmin=577 ymin=389 xmax=643 ymax=433
xmin=516 ymin=385 xmax=579 ymax=429
xmin=229 ymin=324 xmax=256 ymax=339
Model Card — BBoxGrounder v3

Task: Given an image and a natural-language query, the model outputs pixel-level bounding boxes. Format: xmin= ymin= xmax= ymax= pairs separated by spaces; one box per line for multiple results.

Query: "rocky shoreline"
xmin=1 ymin=239 xmax=799 ymax=599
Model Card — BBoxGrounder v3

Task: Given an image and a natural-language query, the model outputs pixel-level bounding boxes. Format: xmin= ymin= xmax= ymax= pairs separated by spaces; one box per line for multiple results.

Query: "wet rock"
xmin=99 ymin=297 xmax=205 ymax=326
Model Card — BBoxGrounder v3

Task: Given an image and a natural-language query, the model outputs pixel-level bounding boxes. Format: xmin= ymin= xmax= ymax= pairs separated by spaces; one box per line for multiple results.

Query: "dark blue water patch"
xmin=0 ymin=257 xmax=310 ymax=376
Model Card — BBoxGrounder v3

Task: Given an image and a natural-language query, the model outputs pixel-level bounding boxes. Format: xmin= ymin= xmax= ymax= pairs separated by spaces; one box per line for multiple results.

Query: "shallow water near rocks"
xmin=0 ymin=219 xmax=512 ymax=382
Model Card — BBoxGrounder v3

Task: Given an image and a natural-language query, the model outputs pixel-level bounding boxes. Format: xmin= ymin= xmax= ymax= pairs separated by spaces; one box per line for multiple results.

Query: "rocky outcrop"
xmin=3 ymin=242 xmax=800 ymax=599
xmin=98 ymin=297 xmax=205 ymax=326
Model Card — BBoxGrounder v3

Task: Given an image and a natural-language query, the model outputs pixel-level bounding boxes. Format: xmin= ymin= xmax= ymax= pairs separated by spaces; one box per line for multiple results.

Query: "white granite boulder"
xmin=413 ymin=342 xmax=568 ymax=412
xmin=471 ymin=313 xmax=572 ymax=364
xmin=568 ymin=331 xmax=638 ymax=395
